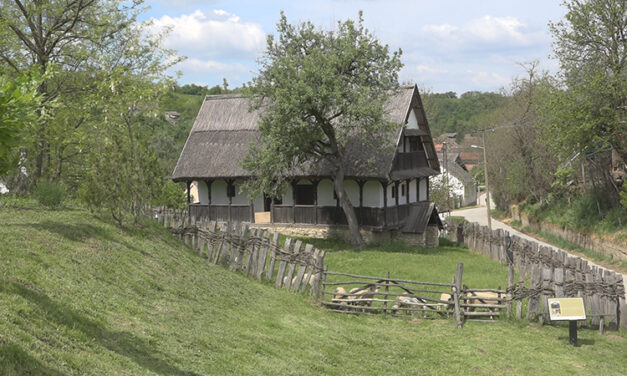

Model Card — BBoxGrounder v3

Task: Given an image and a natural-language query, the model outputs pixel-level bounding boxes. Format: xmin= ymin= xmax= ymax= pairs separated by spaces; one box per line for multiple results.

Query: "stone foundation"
xmin=249 ymin=223 xmax=439 ymax=248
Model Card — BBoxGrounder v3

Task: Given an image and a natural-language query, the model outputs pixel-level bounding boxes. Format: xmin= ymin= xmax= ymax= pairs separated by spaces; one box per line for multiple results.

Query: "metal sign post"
xmin=548 ymin=298 xmax=586 ymax=346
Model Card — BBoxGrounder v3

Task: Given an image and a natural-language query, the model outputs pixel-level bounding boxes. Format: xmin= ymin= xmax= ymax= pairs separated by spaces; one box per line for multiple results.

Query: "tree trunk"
xmin=332 ymin=165 xmax=365 ymax=249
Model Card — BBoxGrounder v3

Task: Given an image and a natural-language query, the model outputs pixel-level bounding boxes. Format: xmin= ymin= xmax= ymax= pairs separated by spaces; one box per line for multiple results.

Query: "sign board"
xmin=547 ymin=298 xmax=586 ymax=321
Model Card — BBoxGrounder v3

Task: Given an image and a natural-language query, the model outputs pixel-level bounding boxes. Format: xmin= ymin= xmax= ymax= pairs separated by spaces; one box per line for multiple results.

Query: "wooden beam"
xmin=186 ymin=181 xmax=191 ymax=204
xmin=380 ymin=180 xmax=387 ymax=227
xmin=313 ymin=179 xmax=319 ymax=224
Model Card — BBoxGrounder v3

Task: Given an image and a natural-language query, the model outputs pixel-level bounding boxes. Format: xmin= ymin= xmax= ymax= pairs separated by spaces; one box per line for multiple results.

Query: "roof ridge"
xmin=204 ymin=94 xmax=248 ymax=101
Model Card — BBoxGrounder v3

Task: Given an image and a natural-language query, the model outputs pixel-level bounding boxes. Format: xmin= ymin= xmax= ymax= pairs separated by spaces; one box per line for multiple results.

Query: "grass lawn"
xmin=1 ymin=207 xmax=626 ymax=375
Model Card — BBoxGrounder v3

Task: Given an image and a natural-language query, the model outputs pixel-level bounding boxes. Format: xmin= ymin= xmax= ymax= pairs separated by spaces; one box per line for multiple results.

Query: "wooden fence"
xmin=320 ymin=264 xmax=506 ymax=328
xmin=445 ymin=219 xmax=626 ymax=331
xmin=156 ymin=209 xmax=327 ymax=296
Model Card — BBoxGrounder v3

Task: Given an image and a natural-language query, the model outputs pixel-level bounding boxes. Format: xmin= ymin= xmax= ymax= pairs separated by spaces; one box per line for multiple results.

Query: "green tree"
xmin=543 ymin=0 xmax=626 ymax=195
xmin=0 ymin=0 xmax=172 ymax=185
xmin=0 ymin=71 xmax=39 ymax=176
xmin=244 ymin=12 xmax=402 ymax=247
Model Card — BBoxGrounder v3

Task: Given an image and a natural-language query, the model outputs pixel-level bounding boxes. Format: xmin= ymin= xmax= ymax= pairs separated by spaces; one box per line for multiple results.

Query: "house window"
xmin=295 ymin=184 xmax=314 ymax=205
xmin=227 ymin=182 xmax=236 ymax=198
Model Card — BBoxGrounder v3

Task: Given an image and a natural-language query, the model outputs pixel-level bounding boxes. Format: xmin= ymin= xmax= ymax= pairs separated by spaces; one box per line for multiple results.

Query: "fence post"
xmin=384 ymin=271 xmax=390 ymax=314
xmin=454 ymin=262 xmax=464 ymax=329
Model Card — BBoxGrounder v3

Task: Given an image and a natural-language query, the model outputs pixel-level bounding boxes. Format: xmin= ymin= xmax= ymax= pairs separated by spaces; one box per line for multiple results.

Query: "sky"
xmin=141 ymin=0 xmax=567 ymax=94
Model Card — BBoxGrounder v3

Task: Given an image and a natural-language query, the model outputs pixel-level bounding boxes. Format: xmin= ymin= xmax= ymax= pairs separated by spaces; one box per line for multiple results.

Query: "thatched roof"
xmin=172 ymin=85 xmax=439 ymax=182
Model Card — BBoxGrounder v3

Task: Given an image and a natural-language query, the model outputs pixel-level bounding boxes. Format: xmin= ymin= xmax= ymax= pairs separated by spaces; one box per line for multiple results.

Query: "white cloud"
xmin=468 ymin=71 xmax=509 ymax=87
xmin=149 ymin=10 xmax=266 ymax=60
xmin=180 ymin=58 xmax=249 ymax=74
xmin=415 ymin=64 xmax=448 ymax=74
xmin=422 ymin=15 xmax=538 ymax=52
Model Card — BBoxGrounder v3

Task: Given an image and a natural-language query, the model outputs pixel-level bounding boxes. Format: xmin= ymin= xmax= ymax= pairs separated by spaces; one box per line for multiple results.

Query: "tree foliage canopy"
xmin=244 ymin=11 xmax=402 ymax=246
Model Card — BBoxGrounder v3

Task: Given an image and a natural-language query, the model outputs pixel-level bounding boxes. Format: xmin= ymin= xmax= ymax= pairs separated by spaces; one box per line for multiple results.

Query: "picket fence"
xmin=445 ymin=219 xmax=626 ymax=331
xmin=156 ymin=209 xmax=327 ymax=296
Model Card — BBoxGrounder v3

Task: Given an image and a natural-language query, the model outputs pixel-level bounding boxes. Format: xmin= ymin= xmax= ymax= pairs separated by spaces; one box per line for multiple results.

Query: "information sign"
xmin=547 ymin=298 xmax=586 ymax=321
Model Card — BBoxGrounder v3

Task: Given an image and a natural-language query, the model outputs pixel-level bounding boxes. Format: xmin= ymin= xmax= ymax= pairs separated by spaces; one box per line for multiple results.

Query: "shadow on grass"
xmin=0 ymin=340 xmax=65 ymax=376
xmin=2 ymin=279 xmax=199 ymax=376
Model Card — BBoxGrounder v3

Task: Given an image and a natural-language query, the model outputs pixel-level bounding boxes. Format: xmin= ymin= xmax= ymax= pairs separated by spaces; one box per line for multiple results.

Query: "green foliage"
xmin=34 ymin=181 xmax=66 ymax=208
xmin=423 ymin=91 xmax=507 ymax=138
xmin=542 ymin=0 xmax=626 ymax=182
xmin=244 ymin=11 xmax=402 ymax=198
xmin=154 ymin=181 xmax=187 ymax=210
xmin=523 ymin=188 xmax=627 ymax=234
xmin=0 ymin=72 xmax=40 ymax=175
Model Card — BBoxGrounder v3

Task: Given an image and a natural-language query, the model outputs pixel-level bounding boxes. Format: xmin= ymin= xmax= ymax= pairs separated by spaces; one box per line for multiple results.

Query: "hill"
xmin=1 ymin=206 xmax=626 ymax=375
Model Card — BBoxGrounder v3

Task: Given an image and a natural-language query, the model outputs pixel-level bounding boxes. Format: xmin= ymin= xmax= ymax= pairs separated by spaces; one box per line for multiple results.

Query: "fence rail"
xmin=444 ymin=219 xmax=626 ymax=331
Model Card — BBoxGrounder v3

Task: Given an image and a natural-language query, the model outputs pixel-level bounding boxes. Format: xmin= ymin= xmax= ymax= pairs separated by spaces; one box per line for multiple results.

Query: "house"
xmin=434 ymin=151 xmax=477 ymax=208
xmin=172 ymin=85 xmax=443 ymax=244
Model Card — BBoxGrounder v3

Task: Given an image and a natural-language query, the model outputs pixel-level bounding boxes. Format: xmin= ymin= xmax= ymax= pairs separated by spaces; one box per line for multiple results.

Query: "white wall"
xmin=282 ymin=184 xmax=294 ymax=206
xmin=211 ymin=180 xmax=228 ymax=205
xmin=409 ymin=179 xmax=417 ymax=203
xmin=317 ymin=179 xmax=335 ymax=206
xmin=195 ymin=181 xmax=209 ymax=205
xmin=419 ymin=178 xmax=428 ymax=201
xmin=407 ymin=108 xmax=419 ymax=129
xmin=386 ymin=182 xmax=396 ymax=206
xmin=345 ymin=180 xmax=360 ymax=206
xmin=363 ymin=180 xmax=383 ymax=207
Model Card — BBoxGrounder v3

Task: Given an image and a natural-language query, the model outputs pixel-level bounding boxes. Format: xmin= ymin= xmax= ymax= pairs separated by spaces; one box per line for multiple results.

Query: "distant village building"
xmin=172 ymin=85 xmax=444 ymax=244
xmin=434 ymin=151 xmax=477 ymax=207
xmin=164 ymin=111 xmax=181 ymax=126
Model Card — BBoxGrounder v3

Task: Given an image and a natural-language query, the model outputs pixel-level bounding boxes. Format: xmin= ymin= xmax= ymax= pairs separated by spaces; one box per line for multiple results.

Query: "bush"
xmin=154 ymin=180 xmax=187 ymax=210
xmin=34 ymin=182 xmax=66 ymax=208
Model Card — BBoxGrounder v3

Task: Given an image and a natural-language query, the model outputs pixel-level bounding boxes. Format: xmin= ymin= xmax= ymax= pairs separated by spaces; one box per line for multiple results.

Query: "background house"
xmin=172 ymin=85 xmax=443 ymax=245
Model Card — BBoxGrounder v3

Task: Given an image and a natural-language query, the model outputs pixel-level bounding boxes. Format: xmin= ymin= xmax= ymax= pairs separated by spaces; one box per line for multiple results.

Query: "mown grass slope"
xmin=1 ymin=207 xmax=626 ymax=375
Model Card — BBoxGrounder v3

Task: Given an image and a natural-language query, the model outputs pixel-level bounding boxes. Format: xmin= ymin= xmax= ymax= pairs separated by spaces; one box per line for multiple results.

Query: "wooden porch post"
xmin=358 ymin=180 xmax=365 ymax=225
xmin=204 ymin=180 xmax=212 ymax=221
xmin=291 ymin=180 xmax=297 ymax=224
xmin=227 ymin=179 xmax=233 ymax=222
xmin=381 ymin=180 xmax=387 ymax=228
xmin=250 ymin=199 xmax=255 ymax=223
xmin=406 ymin=179 xmax=410 ymax=204
xmin=416 ymin=177 xmax=420 ymax=201
xmin=186 ymin=181 xmax=191 ymax=204
xmin=395 ymin=181 xmax=399 ymax=207
xmin=313 ymin=179 xmax=319 ymax=224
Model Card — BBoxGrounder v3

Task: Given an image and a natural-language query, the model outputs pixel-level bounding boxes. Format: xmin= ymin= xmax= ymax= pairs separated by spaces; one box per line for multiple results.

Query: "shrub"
xmin=155 ymin=180 xmax=187 ymax=210
xmin=34 ymin=182 xmax=66 ymax=208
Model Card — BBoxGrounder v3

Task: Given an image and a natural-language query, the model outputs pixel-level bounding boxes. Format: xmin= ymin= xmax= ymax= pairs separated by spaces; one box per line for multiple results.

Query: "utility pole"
xmin=443 ymin=141 xmax=450 ymax=215
xmin=482 ymin=130 xmax=492 ymax=233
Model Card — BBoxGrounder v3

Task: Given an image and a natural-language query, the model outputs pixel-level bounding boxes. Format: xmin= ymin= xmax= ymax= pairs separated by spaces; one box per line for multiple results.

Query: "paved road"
xmin=450 ymin=203 xmax=627 ymax=302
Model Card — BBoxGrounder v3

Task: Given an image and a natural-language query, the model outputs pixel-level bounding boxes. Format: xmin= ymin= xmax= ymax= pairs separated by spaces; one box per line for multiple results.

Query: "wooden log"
xmin=539 ymin=267 xmax=553 ymax=325
xmin=314 ymin=263 xmax=328 ymax=299
xmin=275 ymin=238 xmax=292 ymax=288
xmin=464 ymin=311 xmax=501 ymax=317
xmin=384 ymin=271 xmax=390 ymax=314
xmin=299 ymin=248 xmax=319 ymax=292
xmin=605 ymin=270 xmax=618 ymax=330
xmin=266 ymin=233 xmax=280 ymax=281
xmin=591 ymin=269 xmax=602 ymax=327
xmin=229 ymin=223 xmax=242 ymax=269
xmin=324 ymin=272 xmax=453 ymax=287
xmin=463 ymin=288 xmax=507 ymax=294
xmin=292 ymin=243 xmax=314 ymax=292
xmin=205 ymin=221 xmax=217 ymax=262
xmin=527 ymin=264 xmax=542 ymax=320
xmin=283 ymin=240 xmax=302 ymax=290
xmin=218 ymin=222 xmax=232 ymax=266
xmin=615 ymin=274 xmax=626 ymax=331
xmin=454 ymin=262 xmax=463 ymax=329
xmin=554 ymin=268 xmax=564 ymax=298
xmin=255 ymin=231 xmax=271 ymax=281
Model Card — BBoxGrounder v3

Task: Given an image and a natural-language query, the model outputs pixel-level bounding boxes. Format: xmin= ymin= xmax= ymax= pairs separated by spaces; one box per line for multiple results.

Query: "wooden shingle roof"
xmin=172 ymin=85 xmax=439 ymax=181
